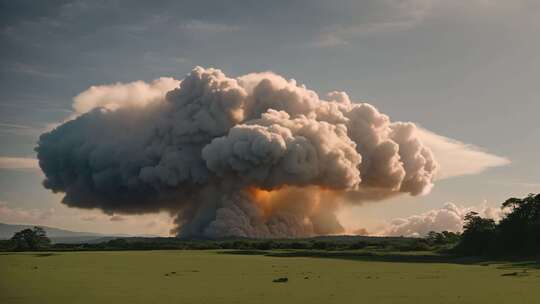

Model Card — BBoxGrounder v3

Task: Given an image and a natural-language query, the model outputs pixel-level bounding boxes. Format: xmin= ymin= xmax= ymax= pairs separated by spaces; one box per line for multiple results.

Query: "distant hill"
xmin=0 ymin=222 xmax=155 ymax=244
xmin=1 ymin=222 xmax=414 ymax=246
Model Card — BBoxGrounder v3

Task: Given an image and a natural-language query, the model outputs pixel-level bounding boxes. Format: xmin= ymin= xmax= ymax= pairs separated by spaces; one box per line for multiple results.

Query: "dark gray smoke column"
xmin=36 ymin=67 xmax=438 ymax=238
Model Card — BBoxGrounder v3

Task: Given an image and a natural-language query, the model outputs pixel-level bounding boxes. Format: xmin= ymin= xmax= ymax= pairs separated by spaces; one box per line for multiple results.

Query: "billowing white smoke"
xmin=378 ymin=202 xmax=505 ymax=237
xmin=73 ymin=77 xmax=180 ymax=113
xmin=36 ymin=66 xmax=438 ymax=238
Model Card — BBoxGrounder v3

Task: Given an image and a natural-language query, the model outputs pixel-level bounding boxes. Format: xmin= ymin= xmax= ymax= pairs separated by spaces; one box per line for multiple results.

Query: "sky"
xmin=0 ymin=0 xmax=539 ymax=236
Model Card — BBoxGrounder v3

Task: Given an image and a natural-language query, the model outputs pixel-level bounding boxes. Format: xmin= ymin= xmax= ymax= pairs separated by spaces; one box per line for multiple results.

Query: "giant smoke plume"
xmin=36 ymin=67 xmax=438 ymax=238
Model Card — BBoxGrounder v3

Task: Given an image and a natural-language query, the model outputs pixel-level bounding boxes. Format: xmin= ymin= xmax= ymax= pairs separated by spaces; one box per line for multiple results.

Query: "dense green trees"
xmin=426 ymin=231 xmax=461 ymax=246
xmin=457 ymin=193 xmax=539 ymax=257
xmin=9 ymin=226 xmax=51 ymax=251
xmin=457 ymin=212 xmax=497 ymax=255
xmin=1 ymin=235 xmax=434 ymax=252
xmin=497 ymin=193 xmax=540 ymax=255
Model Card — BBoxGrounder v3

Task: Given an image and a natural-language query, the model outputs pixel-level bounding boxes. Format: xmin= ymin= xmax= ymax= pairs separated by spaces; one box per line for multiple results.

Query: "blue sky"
xmin=0 ymin=0 xmax=538 ymax=235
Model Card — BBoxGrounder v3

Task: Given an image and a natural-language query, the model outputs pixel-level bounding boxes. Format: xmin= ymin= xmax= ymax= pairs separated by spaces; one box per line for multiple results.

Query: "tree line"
xmin=456 ymin=193 xmax=539 ymax=257
xmin=0 ymin=232 xmax=445 ymax=252
xmin=1 ymin=193 xmax=538 ymax=258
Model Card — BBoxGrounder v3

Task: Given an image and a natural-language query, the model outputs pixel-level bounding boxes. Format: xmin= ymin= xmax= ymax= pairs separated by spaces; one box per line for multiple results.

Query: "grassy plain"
xmin=1 ymin=250 xmax=539 ymax=304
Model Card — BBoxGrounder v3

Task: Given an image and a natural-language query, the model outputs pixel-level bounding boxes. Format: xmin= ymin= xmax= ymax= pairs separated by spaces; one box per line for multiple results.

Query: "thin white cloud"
xmin=0 ymin=122 xmax=48 ymax=136
xmin=485 ymin=179 xmax=540 ymax=189
xmin=81 ymin=215 xmax=98 ymax=222
xmin=313 ymin=0 xmax=434 ymax=47
xmin=0 ymin=157 xmax=40 ymax=170
xmin=11 ymin=62 xmax=63 ymax=78
xmin=180 ymin=20 xmax=241 ymax=34
xmin=311 ymin=0 xmax=535 ymax=48
xmin=109 ymin=215 xmax=126 ymax=222
xmin=311 ymin=34 xmax=349 ymax=48
xmin=0 ymin=122 xmax=34 ymax=130
xmin=417 ymin=128 xmax=510 ymax=179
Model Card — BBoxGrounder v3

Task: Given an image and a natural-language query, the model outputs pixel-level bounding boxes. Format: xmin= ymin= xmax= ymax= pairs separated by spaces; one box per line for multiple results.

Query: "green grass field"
xmin=1 ymin=250 xmax=539 ymax=304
